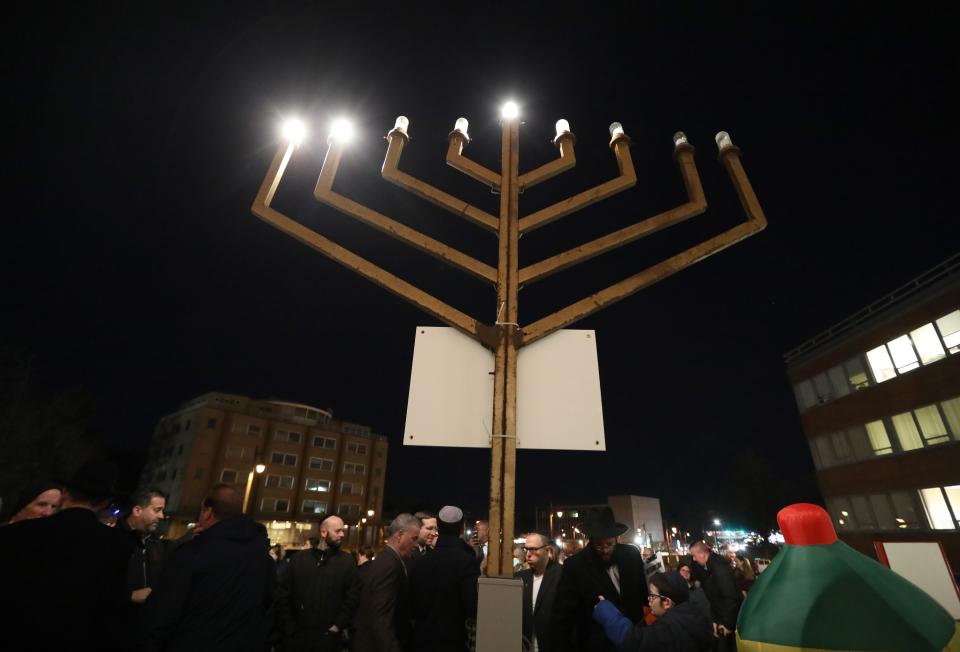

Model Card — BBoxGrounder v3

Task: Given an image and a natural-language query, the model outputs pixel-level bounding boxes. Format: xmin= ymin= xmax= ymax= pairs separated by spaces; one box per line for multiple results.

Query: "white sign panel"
xmin=403 ymin=327 xmax=605 ymax=451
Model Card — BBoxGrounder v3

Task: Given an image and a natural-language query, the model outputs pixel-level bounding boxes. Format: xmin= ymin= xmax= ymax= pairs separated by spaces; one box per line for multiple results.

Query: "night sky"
xmin=5 ymin=3 xmax=958 ymax=531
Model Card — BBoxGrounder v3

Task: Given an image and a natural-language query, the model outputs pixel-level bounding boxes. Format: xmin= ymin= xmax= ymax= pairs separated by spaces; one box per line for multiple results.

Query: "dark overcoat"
xmin=550 ymin=543 xmax=647 ymax=652
xmin=409 ymin=535 xmax=480 ymax=652
xmin=352 ymin=545 xmax=412 ymax=652
xmin=516 ymin=560 xmax=562 ymax=652
xmin=697 ymin=552 xmax=740 ymax=630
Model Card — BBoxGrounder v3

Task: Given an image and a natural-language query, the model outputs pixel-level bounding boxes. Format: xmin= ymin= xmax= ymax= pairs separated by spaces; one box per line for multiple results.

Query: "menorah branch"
xmin=314 ymin=141 xmax=498 ymax=284
xmin=446 ymin=131 xmax=502 ymax=189
xmin=381 ymin=128 xmax=499 ymax=234
xmin=518 ymin=143 xmax=707 ymax=286
xmin=517 ymin=131 xmax=576 ymax=191
xmin=518 ymin=138 xmax=636 ymax=234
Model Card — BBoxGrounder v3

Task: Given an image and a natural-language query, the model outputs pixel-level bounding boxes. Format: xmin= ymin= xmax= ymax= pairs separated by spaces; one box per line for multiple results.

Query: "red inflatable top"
xmin=777 ymin=503 xmax=838 ymax=546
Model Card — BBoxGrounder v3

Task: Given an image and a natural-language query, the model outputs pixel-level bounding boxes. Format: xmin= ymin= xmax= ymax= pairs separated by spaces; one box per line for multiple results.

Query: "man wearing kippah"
xmin=592 ymin=571 xmax=713 ymax=651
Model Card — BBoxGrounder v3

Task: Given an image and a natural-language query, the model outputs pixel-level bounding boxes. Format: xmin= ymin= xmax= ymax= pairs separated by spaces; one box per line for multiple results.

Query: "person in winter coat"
xmin=409 ymin=505 xmax=480 ymax=652
xmin=143 ymin=484 xmax=275 ymax=652
xmin=274 ymin=514 xmax=360 ymax=652
xmin=676 ymin=556 xmax=711 ymax=621
xmin=690 ymin=542 xmax=740 ymax=651
xmin=593 ymin=571 xmax=713 ymax=652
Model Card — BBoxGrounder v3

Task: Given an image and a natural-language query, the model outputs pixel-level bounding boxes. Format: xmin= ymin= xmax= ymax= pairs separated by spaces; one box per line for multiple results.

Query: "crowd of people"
xmin=0 ymin=460 xmax=758 ymax=652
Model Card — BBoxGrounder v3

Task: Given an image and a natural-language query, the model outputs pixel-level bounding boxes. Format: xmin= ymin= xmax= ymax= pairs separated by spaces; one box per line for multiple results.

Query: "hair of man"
xmin=689 ymin=541 xmax=710 ymax=554
xmin=202 ymin=483 xmax=243 ymax=520
xmin=414 ymin=510 xmax=437 ymax=523
xmin=385 ymin=513 xmax=419 ymax=538
xmin=129 ymin=488 xmax=166 ymax=512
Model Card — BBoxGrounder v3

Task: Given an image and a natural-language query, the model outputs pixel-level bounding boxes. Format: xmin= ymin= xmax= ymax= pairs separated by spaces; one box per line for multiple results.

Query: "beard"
xmin=325 ymin=536 xmax=341 ymax=550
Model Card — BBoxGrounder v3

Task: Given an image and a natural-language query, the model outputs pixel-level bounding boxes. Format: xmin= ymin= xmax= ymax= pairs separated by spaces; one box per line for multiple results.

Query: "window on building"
xmin=941 ymin=397 xmax=960 ymax=436
xmin=844 ymin=356 xmax=870 ymax=390
xmin=843 ymin=425 xmax=873 ymax=460
xmin=184 ymin=420 xmax=191 ymax=430
xmin=340 ymin=482 xmax=363 ymax=496
xmin=830 ymin=431 xmax=853 ymax=463
xmin=827 ymin=496 xmax=855 ymax=530
xmin=920 ymin=487 xmax=958 ymax=530
xmin=910 ymin=323 xmax=947 ymax=365
xmin=812 ymin=373 xmax=832 ymax=404
xmin=890 ymin=491 xmax=922 ymax=529
xmin=865 ymin=420 xmax=893 ymax=456
xmin=866 ymin=345 xmax=897 ymax=383
xmin=270 ymin=452 xmax=297 ymax=467
xmin=302 ymin=500 xmax=327 ymax=514
xmin=935 ymin=310 xmax=960 ymax=353
xmin=868 ymin=494 xmax=898 ymax=530
xmin=261 ymin=498 xmax=290 ymax=512
xmin=914 ymin=405 xmax=950 ymax=445
xmin=338 ymin=503 xmax=361 ymax=517
xmin=890 ymin=412 xmax=923 ymax=451
xmin=850 ymin=495 xmax=877 ymax=530
xmin=814 ymin=436 xmax=836 ymax=468
xmin=265 ymin=474 xmax=294 ymax=489
xmin=886 ymin=334 xmax=920 ymax=374
xmin=220 ymin=469 xmax=239 ymax=484
xmin=226 ymin=446 xmax=245 ymax=460
xmin=309 ymin=457 xmax=334 ymax=471
xmin=305 ymin=478 xmax=331 ymax=492
xmin=346 ymin=442 xmax=368 ymax=455
xmin=274 ymin=429 xmax=302 ymax=444
xmin=827 ymin=366 xmax=851 ymax=399
xmin=247 ymin=424 xmax=262 ymax=436
xmin=313 ymin=436 xmax=337 ymax=449
xmin=344 ymin=462 xmax=366 ymax=475
xmin=207 ymin=418 xmax=218 ymax=429
xmin=794 ymin=380 xmax=817 ymax=412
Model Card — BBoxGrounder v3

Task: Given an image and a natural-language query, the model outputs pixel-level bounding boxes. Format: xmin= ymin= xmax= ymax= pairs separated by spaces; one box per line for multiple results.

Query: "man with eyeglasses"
xmin=551 ymin=508 xmax=646 ymax=652
xmin=515 ymin=533 xmax=562 ymax=652
xmin=592 ymin=571 xmax=713 ymax=651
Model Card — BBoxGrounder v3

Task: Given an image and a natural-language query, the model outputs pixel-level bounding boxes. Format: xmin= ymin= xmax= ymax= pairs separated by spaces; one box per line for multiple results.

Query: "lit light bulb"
xmin=555 ymin=119 xmax=571 ymax=137
xmin=255 ymin=463 xmax=266 ymax=474
xmin=281 ymin=119 xmax=307 ymax=146
xmin=330 ymin=118 xmax=355 ymax=143
xmin=454 ymin=117 xmax=469 ymax=137
xmin=673 ymin=131 xmax=688 ymax=147
xmin=501 ymin=101 xmax=519 ymax=120
xmin=394 ymin=116 xmax=409 ymax=133
xmin=715 ymin=131 xmax=733 ymax=150
xmin=609 ymin=122 xmax=625 ymax=138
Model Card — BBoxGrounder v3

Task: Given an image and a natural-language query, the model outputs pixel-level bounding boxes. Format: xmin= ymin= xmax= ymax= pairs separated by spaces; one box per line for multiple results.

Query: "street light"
xmin=242 ymin=453 xmax=266 ymax=514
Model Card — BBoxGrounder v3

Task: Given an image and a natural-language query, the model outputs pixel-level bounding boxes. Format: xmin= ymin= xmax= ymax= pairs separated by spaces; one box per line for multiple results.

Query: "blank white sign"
xmin=878 ymin=541 xmax=960 ymax=619
xmin=403 ymin=327 xmax=606 ymax=451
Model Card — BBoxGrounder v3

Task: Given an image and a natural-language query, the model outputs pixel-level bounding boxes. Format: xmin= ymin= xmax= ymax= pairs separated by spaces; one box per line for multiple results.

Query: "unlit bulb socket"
xmin=673 ymin=131 xmax=689 ymax=147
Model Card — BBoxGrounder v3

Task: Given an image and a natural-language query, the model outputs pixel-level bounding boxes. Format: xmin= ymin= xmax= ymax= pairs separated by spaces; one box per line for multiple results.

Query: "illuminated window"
xmin=920 ymin=488 xmax=958 ymax=530
xmin=935 ymin=310 xmax=960 ymax=353
xmin=302 ymin=500 xmax=327 ymax=514
xmin=866 ymin=345 xmax=897 ymax=383
xmin=865 ymin=420 xmax=893 ymax=455
xmin=305 ymin=478 xmax=330 ymax=493
xmin=941 ymin=397 xmax=960 ymax=436
xmin=886 ymin=335 xmax=919 ymax=374
xmin=909 ymin=323 xmax=946 ymax=365
xmin=844 ymin=357 xmax=870 ymax=390
xmin=220 ymin=468 xmax=239 ymax=484
xmin=914 ymin=405 xmax=950 ymax=445
xmin=890 ymin=412 xmax=923 ymax=451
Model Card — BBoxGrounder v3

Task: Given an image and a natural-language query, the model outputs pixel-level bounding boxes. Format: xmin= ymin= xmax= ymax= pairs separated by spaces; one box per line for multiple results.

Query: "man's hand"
xmin=718 ymin=624 xmax=731 ymax=636
xmin=131 ymin=588 xmax=152 ymax=604
xmin=328 ymin=625 xmax=340 ymax=634
xmin=712 ymin=623 xmax=719 ymax=638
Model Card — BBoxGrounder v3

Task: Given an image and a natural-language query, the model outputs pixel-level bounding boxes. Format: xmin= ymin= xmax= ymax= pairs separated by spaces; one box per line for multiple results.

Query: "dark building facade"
xmin=785 ymin=254 xmax=960 ymax=567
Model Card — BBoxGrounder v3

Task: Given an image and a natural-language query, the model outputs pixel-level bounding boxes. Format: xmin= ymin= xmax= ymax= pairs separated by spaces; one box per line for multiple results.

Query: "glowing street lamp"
xmin=242 ymin=453 xmax=266 ymax=514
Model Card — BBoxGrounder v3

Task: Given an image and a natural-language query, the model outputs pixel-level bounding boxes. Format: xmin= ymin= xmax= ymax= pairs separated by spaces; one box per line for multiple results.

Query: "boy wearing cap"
xmin=592 ymin=571 xmax=713 ymax=652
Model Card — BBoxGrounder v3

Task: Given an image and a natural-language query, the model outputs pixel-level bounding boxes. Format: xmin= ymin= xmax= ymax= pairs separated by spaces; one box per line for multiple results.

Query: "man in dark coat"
xmin=690 ymin=542 xmax=740 ymax=652
xmin=515 ymin=532 xmax=562 ymax=652
xmin=118 ymin=487 xmax=168 ymax=636
xmin=352 ymin=513 xmax=421 ymax=652
xmin=551 ymin=508 xmax=647 ymax=652
xmin=0 ymin=460 xmax=132 ymax=651
xmin=275 ymin=514 xmax=360 ymax=652
xmin=143 ymin=484 xmax=275 ymax=652
xmin=409 ymin=505 xmax=480 ymax=652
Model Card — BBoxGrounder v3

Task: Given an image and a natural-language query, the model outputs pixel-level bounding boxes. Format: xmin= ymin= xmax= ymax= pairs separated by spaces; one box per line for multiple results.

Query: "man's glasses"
xmin=524 ymin=545 xmax=545 ymax=553
xmin=647 ymin=593 xmax=665 ymax=602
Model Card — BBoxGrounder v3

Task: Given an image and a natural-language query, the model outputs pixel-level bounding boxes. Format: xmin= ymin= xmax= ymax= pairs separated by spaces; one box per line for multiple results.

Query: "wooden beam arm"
xmin=314 ymin=140 xmax=498 ymax=285
xmin=519 ymin=144 xmax=766 ymax=347
xmin=518 ymin=138 xmax=636 ymax=234
xmin=519 ymin=143 xmax=706 ymax=286
xmin=381 ymin=129 xmax=499 ymax=234
xmin=446 ymin=131 xmax=502 ymax=189
xmin=517 ymin=132 xmax=576 ymax=191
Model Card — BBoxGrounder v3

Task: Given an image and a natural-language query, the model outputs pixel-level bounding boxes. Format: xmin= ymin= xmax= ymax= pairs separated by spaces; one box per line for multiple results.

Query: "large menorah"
xmin=252 ymin=103 xmax=766 ymax=577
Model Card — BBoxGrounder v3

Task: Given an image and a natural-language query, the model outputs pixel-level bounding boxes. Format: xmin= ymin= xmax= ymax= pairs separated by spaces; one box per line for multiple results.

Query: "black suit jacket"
xmin=516 ymin=561 xmax=561 ymax=652
xmin=550 ymin=544 xmax=646 ymax=652
xmin=409 ymin=535 xmax=480 ymax=652
xmin=352 ymin=545 xmax=412 ymax=652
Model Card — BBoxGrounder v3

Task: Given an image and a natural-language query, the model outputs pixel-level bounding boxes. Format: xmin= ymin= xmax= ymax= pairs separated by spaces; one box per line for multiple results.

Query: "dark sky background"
xmin=5 ymin=3 xmax=958 ymax=531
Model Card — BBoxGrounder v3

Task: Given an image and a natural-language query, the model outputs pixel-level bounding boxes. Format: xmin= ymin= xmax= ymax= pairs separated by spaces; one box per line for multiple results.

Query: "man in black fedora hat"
xmin=550 ymin=507 xmax=646 ymax=652
xmin=0 ymin=459 xmax=133 ymax=650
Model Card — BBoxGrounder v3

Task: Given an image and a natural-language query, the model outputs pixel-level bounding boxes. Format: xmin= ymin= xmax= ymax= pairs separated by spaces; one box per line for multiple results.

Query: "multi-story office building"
xmin=785 ymin=254 xmax=960 ymax=567
xmin=140 ymin=392 xmax=388 ymax=546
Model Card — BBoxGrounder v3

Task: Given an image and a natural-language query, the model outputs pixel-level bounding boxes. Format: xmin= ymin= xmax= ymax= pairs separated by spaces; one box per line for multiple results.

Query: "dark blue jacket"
xmin=593 ymin=599 xmax=713 ymax=652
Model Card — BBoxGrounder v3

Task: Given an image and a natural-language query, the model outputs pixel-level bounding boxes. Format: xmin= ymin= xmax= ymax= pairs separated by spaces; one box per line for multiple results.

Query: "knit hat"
xmin=651 ymin=571 xmax=690 ymax=604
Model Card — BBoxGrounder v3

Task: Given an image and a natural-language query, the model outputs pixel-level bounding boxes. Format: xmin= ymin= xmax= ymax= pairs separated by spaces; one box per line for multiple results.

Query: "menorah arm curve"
xmin=518 ymin=139 xmax=637 ymax=234
xmin=252 ymin=143 xmax=499 ymax=350
xmin=446 ymin=132 xmax=502 ymax=189
xmin=314 ymin=142 xmax=497 ymax=284
xmin=517 ymin=133 xmax=576 ymax=191
xmin=381 ymin=130 xmax=499 ymax=234
xmin=519 ymin=145 xmax=767 ymax=347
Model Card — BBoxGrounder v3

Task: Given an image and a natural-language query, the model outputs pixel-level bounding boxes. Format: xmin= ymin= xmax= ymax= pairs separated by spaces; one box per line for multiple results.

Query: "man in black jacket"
xmin=516 ymin=532 xmax=562 ymax=652
xmin=690 ymin=542 xmax=740 ymax=651
xmin=143 ymin=484 xmax=275 ymax=652
xmin=551 ymin=508 xmax=647 ymax=652
xmin=275 ymin=514 xmax=360 ymax=652
xmin=409 ymin=505 xmax=480 ymax=652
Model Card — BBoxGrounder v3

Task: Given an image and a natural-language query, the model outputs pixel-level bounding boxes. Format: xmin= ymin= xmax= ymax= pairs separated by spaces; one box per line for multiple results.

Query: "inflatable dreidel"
xmin=736 ymin=502 xmax=960 ymax=652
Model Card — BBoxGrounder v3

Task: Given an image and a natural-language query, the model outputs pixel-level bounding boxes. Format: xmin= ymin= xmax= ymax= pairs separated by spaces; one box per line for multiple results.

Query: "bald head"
xmin=690 ymin=541 xmax=711 ymax=568
xmin=319 ymin=515 xmax=346 ymax=550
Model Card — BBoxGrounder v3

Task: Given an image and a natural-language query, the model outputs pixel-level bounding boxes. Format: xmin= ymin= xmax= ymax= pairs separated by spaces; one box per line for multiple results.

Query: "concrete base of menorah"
xmin=476 ymin=577 xmax=524 ymax=651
